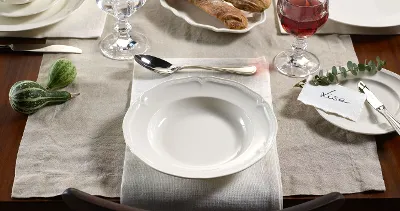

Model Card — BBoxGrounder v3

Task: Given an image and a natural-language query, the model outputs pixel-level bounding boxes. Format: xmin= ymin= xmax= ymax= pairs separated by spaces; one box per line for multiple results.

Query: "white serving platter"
xmin=160 ymin=0 xmax=267 ymax=33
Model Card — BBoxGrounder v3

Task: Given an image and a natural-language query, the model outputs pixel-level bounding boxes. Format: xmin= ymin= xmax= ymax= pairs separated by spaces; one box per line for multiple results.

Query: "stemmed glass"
xmin=96 ymin=0 xmax=148 ymax=60
xmin=274 ymin=0 xmax=329 ymax=77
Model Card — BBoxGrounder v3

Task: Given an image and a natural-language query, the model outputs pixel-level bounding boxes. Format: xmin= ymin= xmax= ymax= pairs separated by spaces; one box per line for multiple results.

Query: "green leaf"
xmin=368 ymin=60 xmax=374 ymax=67
xmin=347 ymin=61 xmax=353 ymax=70
xmin=370 ymin=63 xmax=377 ymax=74
xmin=352 ymin=63 xmax=358 ymax=71
xmin=294 ymin=84 xmax=301 ymax=88
xmin=377 ymin=60 xmax=385 ymax=71
xmin=320 ymin=77 xmax=331 ymax=86
xmin=376 ymin=56 xmax=381 ymax=62
xmin=328 ymin=73 xmax=335 ymax=82
xmin=332 ymin=66 xmax=338 ymax=75
xmin=358 ymin=64 xmax=366 ymax=71
xmin=351 ymin=68 xmax=358 ymax=76
xmin=340 ymin=66 xmax=347 ymax=78
xmin=294 ymin=79 xmax=307 ymax=88
xmin=377 ymin=63 xmax=383 ymax=71
xmin=310 ymin=80 xmax=319 ymax=86
xmin=294 ymin=83 xmax=304 ymax=88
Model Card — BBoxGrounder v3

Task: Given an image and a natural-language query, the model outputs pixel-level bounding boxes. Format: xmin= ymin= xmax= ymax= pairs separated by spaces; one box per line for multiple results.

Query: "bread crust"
xmin=224 ymin=0 xmax=272 ymax=12
xmin=188 ymin=0 xmax=248 ymax=29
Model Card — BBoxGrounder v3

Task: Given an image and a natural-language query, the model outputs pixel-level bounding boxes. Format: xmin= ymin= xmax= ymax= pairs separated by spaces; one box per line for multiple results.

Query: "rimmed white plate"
xmin=160 ymin=0 xmax=267 ymax=33
xmin=123 ymin=77 xmax=277 ymax=178
xmin=0 ymin=0 xmax=84 ymax=31
xmin=0 ymin=0 xmax=61 ymax=17
xmin=330 ymin=0 xmax=400 ymax=27
xmin=0 ymin=0 xmax=34 ymax=4
xmin=318 ymin=70 xmax=400 ymax=135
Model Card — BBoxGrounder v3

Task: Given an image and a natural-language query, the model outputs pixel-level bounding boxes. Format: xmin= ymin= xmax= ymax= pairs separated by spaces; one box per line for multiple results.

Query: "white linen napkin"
xmin=0 ymin=0 xmax=107 ymax=38
xmin=121 ymin=57 xmax=283 ymax=211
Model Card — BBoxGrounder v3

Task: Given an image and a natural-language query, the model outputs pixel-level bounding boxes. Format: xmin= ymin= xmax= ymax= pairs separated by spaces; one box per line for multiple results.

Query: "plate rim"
xmin=317 ymin=69 xmax=400 ymax=135
xmin=0 ymin=0 xmax=84 ymax=32
xmin=123 ymin=76 xmax=278 ymax=178
xmin=0 ymin=0 xmax=62 ymax=18
xmin=329 ymin=0 xmax=400 ymax=28
xmin=329 ymin=16 xmax=400 ymax=28
xmin=160 ymin=0 xmax=267 ymax=33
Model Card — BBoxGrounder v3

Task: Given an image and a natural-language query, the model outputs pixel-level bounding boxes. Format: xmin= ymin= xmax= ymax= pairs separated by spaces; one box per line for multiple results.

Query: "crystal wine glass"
xmin=274 ymin=0 xmax=329 ymax=77
xmin=96 ymin=0 xmax=148 ymax=60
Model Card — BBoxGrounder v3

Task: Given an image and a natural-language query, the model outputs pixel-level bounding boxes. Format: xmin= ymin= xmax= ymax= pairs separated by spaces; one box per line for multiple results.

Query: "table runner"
xmin=12 ymin=0 xmax=385 ymax=198
xmin=0 ymin=0 xmax=107 ymax=38
xmin=121 ymin=58 xmax=282 ymax=211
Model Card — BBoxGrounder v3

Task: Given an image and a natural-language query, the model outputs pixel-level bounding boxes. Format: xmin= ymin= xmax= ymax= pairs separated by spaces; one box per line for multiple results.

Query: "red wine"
xmin=278 ymin=0 xmax=329 ymax=37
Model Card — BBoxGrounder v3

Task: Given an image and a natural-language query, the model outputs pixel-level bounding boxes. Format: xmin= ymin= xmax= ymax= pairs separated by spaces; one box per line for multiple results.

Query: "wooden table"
xmin=1 ymin=36 xmax=400 ymax=211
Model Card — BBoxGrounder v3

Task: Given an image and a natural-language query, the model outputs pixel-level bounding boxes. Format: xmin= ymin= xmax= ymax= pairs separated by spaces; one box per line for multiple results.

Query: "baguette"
xmin=188 ymin=0 xmax=248 ymax=30
xmin=223 ymin=0 xmax=272 ymax=12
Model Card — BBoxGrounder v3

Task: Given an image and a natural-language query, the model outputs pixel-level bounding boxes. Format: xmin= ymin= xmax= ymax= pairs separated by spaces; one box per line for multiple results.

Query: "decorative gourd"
xmin=46 ymin=59 xmax=77 ymax=90
xmin=9 ymin=80 xmax=79 ymax=115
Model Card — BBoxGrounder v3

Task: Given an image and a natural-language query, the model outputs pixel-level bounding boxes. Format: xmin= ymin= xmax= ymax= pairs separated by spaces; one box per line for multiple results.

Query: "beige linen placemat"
xmin=0 ymin=0 xmax=107 ymax=38
xmin=121 ymin=58 xmax=282 ymax=211
xmin=12 ymin=0 xmax=385 ymax=198
xmin=12 ymin=38 xmax=130 ymax=197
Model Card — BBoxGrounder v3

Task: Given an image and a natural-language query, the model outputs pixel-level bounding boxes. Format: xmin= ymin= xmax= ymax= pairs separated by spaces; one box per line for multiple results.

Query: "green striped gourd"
xmin=9 ymin=80 xmax=79 ymax=115
xmin=46 ymin=59 xmax=77 ymax=90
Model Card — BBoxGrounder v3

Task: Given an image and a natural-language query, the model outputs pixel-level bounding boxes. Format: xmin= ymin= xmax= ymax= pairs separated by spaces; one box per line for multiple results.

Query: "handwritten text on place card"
xmin=298 ymin=83 xmax=366 ymax=121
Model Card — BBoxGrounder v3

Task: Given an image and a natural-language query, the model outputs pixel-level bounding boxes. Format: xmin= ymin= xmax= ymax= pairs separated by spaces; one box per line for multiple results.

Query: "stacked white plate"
xmin=330 ymin=0 xmax=400 ymax=28
xmin=0 ymin=0 xmax=84 ymax=31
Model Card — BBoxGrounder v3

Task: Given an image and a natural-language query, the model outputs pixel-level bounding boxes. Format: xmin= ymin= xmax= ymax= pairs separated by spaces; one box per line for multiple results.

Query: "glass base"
xmin=273 ymin=50 xmax=320 ymax=78
xmin=99 ymin=31 xmax=149 ymax=61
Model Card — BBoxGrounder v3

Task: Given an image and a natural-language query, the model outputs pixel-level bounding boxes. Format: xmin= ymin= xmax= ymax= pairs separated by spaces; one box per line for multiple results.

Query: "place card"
xmin=298 ymin=83 xmax=367 ymax=121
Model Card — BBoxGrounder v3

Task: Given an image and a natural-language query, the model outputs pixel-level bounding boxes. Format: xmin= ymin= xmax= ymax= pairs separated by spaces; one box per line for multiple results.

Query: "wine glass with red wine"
xmin=274 ymin=0 xmax=329 ymax=77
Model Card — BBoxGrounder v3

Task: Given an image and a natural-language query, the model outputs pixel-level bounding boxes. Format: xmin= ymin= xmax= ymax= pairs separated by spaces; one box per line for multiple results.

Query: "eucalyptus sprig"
xmin=294 ymin=57 xmax=386 ymax=88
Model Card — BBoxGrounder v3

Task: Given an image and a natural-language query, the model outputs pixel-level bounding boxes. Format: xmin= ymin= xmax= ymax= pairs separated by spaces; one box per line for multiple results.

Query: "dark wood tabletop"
xmin=1 ymin=36 xmax=400 ymax=211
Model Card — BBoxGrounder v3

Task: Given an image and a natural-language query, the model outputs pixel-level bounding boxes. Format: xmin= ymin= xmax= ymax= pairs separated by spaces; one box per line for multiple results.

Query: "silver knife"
xmin=0 ymin=44 xmax=82 ymax=54
xmin=358 ymin=81 xmax=400 ymax=135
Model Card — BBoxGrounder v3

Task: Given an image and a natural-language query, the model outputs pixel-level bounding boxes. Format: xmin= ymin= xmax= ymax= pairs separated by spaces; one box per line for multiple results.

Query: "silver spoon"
xmin=134 ymin=55 xmax=257 ymax=76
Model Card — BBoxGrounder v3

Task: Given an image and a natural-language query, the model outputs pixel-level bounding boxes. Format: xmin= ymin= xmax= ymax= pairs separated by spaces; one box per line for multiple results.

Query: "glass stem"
xmin=114 ymin=18 xmax=132 ymax=39
xmin=291 ymin=37 xmax=307 ymax=59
